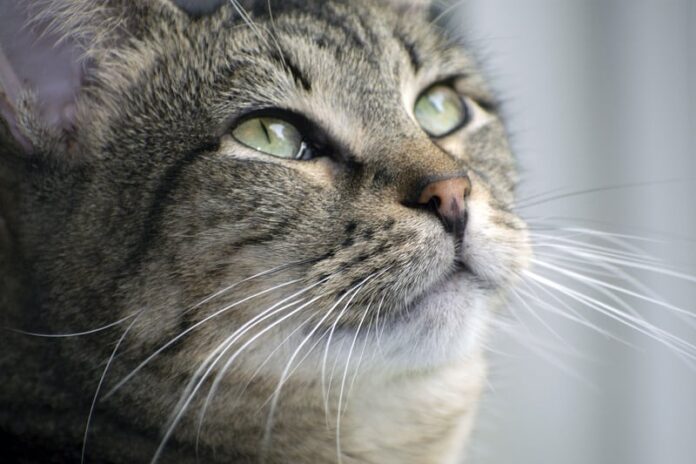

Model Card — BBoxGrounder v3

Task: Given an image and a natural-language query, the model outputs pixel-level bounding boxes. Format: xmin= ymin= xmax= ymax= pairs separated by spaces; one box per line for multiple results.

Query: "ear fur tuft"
xmin=0 ymin=0 xmax=185 ymax=156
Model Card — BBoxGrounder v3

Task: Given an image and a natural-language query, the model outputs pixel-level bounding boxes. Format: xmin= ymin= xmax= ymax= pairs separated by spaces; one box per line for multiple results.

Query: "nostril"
xmin=410 ymin=173 xmax=471 ymax=234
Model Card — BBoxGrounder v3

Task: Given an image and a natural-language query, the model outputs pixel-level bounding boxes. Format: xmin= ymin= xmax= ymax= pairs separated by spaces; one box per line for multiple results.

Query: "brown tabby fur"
xmin=0 ymin=0 xmax=529 ymax=462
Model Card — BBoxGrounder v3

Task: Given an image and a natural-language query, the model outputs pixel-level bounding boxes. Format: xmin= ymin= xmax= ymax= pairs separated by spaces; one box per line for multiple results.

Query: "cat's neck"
xmin=340 ymin=356 xmax=486 ymax=464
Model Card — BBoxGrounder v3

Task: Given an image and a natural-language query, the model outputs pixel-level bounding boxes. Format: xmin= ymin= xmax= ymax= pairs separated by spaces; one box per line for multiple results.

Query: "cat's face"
xmin=93 ymin=1 xmax=522 ymax=364
xmin=1 ymin=0 xmax=530 ymax=459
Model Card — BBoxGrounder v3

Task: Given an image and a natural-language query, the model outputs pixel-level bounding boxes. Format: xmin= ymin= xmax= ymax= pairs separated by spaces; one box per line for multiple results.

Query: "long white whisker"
xmin=81 ymin=312 xmax=142 ymax=464
xmin=104 ymin=278 xmax=301 ymax=399
xmin=516 ymin=178 xmax=686 ymax=209
xmin=531 ymin=258 xmax=696 ymax=319
xmin=532 ymin=251 xmax=627 ymax=279
xmin=5 ymin=312 xmax=137 ymax=338
xmin=531 ymin=258 xmax=696 ymax=368
xmin=262 ymin=269 xmax=386 ymax=455
xmin=371 ymin=294 xmax=387 ymax=362
xmin=538 ymin=247 xmax=696 ymax=333
xmin=529 ymin=233 xmax=662 ymax=265
xmin=511 ymin=287 xmax=567 ymax=345
xmin=336 ymin=301 xmax=371 ymax=464
xmin=184 ymin=260 xmax=308 ymax=315
xmin=346 ymin=295 xmax=376 ymax=401
xmin=208 ymin=307 xmax=324 ymax=436
xmin=152 ymin=277 xmax=331 ymax=463
xmin=525 ymin=270 xmax=696 ymax=359
xmin=321 ymin=283 xmax=366 ymax=422
xmin=550 ymin=243 xmax=696 ymax=284
xmin=518 ymin=279 xmax=637 ymax=348
xmin=195 ymin=298 xmax=324 ymax=453
xmin=151 ymin=297 xmax=306 ymax=464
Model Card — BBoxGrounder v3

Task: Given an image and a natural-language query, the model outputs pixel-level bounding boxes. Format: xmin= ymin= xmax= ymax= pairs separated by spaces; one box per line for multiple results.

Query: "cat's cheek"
xmin=289 ymin=156 xmax=342 ymax=187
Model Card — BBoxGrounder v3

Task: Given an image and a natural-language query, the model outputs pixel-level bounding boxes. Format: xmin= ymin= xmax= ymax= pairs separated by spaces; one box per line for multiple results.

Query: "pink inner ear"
xmin=0 ymin=0 xmax=84 ymax=144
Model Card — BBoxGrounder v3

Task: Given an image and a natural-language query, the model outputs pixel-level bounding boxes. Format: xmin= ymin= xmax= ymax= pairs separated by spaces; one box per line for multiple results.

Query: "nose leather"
xmin=417 ymin=175 xmax=471 ymax=234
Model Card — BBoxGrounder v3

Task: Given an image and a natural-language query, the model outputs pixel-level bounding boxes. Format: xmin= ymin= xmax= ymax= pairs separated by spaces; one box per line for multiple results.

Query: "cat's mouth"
xmin=400 ymin=257 xmax=479 ymax=314
xmin=453 ymin=258 xmax=475 ymax=276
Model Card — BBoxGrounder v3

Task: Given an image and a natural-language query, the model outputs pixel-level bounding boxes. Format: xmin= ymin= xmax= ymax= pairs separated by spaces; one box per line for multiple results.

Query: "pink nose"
xmin=417 ymin=175 xmax=471 ymax=233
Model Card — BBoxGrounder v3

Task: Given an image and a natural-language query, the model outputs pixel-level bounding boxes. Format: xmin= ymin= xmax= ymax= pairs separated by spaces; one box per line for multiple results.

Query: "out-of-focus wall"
xmin=459 ymin=1 xmax=696 ymax=463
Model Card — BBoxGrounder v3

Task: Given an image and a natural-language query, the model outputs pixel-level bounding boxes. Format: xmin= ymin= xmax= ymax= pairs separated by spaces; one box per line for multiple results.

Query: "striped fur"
xmin=0 ymin=1 xmax=529 ymax=462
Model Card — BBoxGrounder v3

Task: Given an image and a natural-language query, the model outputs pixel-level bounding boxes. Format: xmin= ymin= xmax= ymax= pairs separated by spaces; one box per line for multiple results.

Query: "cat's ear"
xmin=0 ymin=0 xmax=80 ymax=154
xmin=0 ymin=0 xmax=186 ymax=157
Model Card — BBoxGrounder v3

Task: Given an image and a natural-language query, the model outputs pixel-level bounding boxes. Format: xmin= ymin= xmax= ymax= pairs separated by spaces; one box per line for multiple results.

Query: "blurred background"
xmin=453 ymin=1 xmax=696 ymax=463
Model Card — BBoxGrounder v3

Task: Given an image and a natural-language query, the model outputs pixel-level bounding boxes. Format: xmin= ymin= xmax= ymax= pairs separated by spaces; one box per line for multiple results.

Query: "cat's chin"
xmin=371 ymin=270 xmax=501 ymax=370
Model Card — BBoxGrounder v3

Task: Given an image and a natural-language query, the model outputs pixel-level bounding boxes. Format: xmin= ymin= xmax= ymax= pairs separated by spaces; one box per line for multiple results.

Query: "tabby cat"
xmin=0 ymin=0 xmax=530 ymax=462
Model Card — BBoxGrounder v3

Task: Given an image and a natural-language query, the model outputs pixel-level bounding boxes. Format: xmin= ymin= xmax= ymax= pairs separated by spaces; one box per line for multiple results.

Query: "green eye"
xmin=233 ymin=116 xmax=307 ymax=159
xmin=414 ymin=85 xmax=468 ymax=137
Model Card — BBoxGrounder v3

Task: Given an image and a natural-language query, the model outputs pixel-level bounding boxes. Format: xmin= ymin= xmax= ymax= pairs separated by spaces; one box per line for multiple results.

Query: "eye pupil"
xmin=259 ymin=119 xmax=271 ymax=143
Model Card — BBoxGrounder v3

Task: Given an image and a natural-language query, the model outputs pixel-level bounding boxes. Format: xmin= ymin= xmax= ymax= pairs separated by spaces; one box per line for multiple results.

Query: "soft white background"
xmin=458 ymin=1 xmax=696 ymax=463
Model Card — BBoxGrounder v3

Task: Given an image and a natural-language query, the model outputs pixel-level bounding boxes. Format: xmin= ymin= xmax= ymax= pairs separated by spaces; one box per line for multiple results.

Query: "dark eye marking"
xmin=268 ymin=49 xmax=312 ymax=92
xmin=124 ymin=139 xmax=220 ymax=273
xmin=393 ymin=31 xmax=422 ymax=72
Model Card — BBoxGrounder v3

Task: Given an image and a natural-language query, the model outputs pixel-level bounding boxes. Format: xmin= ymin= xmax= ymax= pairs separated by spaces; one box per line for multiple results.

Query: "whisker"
xmin=346 ymin=295 xmax=377 ymax=402
xmin=321 ymin=282 xmax=366 ymax=422
xmin=553 ymin=226 xmax=668 ymax=245
xmin=81 ymin=312 xmax=142 ymax=464
xmin=151 ymin=297 xmax=307 ymax=464
xmin=516 ymin=178 xmax=690 ymax=210
xmin=532 ymin=251 xmax=628 ymax=280
xmin=536 ymin=246 xmax=696 ymax=333
xmin=531 ymin=258 xmax=696 ymax=319
xmin=371 ymin=294 xmax=388 ymax=362
xmin=428 ymin=0 xmax=463 ymax=26
xmin=197 ymin=306 xmax=325 ymax=455
xmin=191 ymin=295 xmax=325 ymax=454
xmin=152 ymin=278 xmax=332 ymax=463
xmin=528 ymin=217 xmax=696 ymax=245
xmin=525 ymin=270 xmax=696 ymax=359
xmin=16 ymin=262 xmax=307 ymax=339
xmin=3 ymin=312 xmax=138 ymax=338
xmin=183 ymin=260 xmax=310 ymax=315
xmin=529 ymin=253 xmax=696 ymax=368
xmin=195 ymin=305 xmax=323 ymax=460
xmin=229 ymin=0 xmax=288 ymax=70
xmin=262 ymin=269 xmax=386 ymax=456
xmin=515 ymin=283 xmax=637 ymax=349
xmin=510 ymin=287 xmax=568 ymax=345
xmin=529 ymin=233 xmax=662 ymax=265
xmin=537 ymin=243 xmax=696 ymax=285
xmin=336 ymin=301 xmax=371 ymax=464
xmin=104 ymin=278 xmax=301 ymax=400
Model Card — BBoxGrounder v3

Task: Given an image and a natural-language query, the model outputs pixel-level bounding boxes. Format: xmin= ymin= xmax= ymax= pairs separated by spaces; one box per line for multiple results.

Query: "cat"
xmin=0 ymin=0 xmax=530 ymax=462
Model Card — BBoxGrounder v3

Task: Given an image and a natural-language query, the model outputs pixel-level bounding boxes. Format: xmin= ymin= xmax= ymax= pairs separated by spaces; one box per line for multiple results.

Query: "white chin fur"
xmin=376 ymin=275 xmax=499 ymax=370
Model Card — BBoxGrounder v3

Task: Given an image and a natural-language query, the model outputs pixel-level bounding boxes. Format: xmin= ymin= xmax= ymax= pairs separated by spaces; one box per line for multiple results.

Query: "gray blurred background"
xmin=456 ymin=1 xmax=696 ymax=463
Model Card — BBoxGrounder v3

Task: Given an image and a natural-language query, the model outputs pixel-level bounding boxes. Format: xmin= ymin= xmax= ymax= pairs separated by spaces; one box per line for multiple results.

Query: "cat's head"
xmin=1 ymin=0 xmax=529 ymax=456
